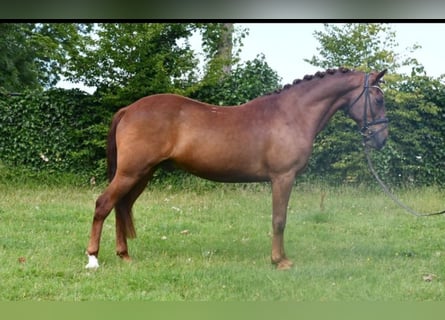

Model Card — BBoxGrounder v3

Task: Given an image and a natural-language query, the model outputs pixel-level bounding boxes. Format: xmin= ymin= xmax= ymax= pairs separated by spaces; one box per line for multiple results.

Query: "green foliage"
xmin=0 ymin=89 xmax=110 ymax=180
xmin=0 ymin=23 xmax=91 ymax=92
xmin=305 ymin=23 xmax=445 ymax=186
xmin=370 ymin=74 xmax=445 ymax=186
xmin=307 ymin=113 xmax=364 ymax=184
xmin=190 ymin=54 xmax=281 ymax=105
xmin=196 ymin=23 xmax=248 ymax=83
xmin=64 ymin=23 xmax=198 ymax=109
xmin=0 ymin=24 xmax=40 ymax=91
xmin=305 ymin=23 xmax=399 ymax=72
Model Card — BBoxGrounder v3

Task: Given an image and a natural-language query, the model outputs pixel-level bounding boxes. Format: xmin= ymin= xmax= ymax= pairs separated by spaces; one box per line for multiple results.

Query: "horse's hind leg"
xmin=86 ymin=174 xmax=142 ymax=268
xmin=114 ymin=172 xmax=152 ymax=261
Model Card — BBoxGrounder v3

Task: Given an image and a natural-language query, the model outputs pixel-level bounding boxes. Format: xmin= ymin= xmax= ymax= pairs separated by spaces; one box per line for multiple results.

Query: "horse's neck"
xmin=281 ymin=75 xmax=360 ymax=137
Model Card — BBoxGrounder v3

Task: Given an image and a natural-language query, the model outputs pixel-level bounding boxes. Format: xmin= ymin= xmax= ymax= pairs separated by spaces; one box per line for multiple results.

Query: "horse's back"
xmin=130 ymin=93 xmax=214 ymax=114
xmin=113 ymin=94 xmax=273 ymax=181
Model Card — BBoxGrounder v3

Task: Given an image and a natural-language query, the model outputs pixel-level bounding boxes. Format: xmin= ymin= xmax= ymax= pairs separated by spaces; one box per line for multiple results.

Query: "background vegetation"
xmin=0 ymin=22 xmax=444 ymax=186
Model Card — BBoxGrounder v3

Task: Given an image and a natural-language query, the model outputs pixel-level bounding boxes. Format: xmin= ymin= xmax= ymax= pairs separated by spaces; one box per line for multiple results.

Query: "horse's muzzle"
xmin=362 ymin=124 xmax=388 ymax=150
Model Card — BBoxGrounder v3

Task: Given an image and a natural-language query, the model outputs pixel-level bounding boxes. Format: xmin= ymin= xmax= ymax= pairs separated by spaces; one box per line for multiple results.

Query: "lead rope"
xmin=364 ymin=146 xmax=445 ymax=217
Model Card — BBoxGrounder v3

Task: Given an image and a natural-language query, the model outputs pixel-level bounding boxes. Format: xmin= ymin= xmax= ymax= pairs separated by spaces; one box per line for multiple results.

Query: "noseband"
xmin=349 ymin=73 xmax=388 ymax=142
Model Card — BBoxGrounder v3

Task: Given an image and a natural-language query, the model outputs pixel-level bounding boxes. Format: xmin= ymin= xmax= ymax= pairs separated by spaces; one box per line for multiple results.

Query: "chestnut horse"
xmin=86 ymin=68 xmax=388 ymax=270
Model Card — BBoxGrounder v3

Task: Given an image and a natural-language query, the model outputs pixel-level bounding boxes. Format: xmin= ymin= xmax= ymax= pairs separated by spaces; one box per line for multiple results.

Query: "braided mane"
xmin=270 ymin=67 xmax=353 ymax=95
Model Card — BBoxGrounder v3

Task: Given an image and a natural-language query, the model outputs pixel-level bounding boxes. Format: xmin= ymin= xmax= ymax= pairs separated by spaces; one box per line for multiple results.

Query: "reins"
xmin=351 ymin=73 xmax=444 ymax=217
xmin=364 ymin=146 xmax=445 ymax=217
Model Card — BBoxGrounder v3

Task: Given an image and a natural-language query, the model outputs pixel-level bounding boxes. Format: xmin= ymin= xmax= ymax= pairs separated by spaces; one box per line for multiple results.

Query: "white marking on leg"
xmin=85 ymin=254 xmax=99 ymax=269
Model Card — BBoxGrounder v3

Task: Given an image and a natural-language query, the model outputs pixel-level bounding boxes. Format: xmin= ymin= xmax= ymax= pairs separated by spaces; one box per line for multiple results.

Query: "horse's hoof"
xmin=85 ymin=254 xmax=99 ymax=269
xmin=122 ymin=256 xmax=132 ymax=262
xmin=276 ymin=259 xmax=293 ymax=270
xmin=117 ymin=251 xmax=131 ymax=261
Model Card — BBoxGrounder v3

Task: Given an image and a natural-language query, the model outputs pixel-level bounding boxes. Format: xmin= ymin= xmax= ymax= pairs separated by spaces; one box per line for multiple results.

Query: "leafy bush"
xmin=0 ymin=88 xmax=111 ymax=181
xmin=370 ymin=75 xmax=445 ymax=186
xmin=190 ymin=54 xmax=281 ymax=105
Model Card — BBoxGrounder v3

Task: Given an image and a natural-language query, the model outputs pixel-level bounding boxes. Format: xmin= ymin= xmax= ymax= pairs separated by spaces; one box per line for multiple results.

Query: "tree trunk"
xmin=217 ymin=23 xmax=233 ymax=75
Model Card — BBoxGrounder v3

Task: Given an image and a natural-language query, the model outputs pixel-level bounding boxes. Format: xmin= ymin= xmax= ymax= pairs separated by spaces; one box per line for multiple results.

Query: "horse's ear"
xmin=372 ymin=69 xmax=387 ymax=85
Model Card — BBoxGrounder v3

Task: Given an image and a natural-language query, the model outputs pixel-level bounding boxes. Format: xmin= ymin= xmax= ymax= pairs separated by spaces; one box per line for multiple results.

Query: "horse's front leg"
xmin=270 ymin=174 xmax=295 ymax=270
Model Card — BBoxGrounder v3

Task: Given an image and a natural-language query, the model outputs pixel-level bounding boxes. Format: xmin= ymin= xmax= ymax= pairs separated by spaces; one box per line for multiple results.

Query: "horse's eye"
xmin=376 ymin=97 xmax=384 ymax=105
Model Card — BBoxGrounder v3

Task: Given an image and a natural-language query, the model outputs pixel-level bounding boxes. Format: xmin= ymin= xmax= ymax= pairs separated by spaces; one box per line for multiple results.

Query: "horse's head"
xmin=346 ymin=70 xmax=388 ymax=150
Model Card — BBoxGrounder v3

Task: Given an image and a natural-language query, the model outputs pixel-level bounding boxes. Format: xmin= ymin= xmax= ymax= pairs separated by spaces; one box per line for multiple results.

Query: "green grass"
xmin=0 ymin=179 xmax=444 ymax=301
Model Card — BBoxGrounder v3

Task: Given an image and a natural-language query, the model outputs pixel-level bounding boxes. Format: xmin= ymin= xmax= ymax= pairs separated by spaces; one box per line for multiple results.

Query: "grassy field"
xmin=0 ymin=179 xmax=444 ymax=301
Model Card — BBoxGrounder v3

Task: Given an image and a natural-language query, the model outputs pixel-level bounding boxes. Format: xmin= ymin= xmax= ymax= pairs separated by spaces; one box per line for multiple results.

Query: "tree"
xmin=0 ymin=23 xmax=91 ymax=92
xmin=200 ymin=23 xmax=235 ymax=76
xmin=0 ymin=24 xmax=42 ymax=92
xmin=62 ymin=23 xmax=199 ymax=108
xmin=305 ymin=23 xmax=400 ymax=73
xmin=62 ymin=23 xmax=257 ymax=109
xmin=197 ymin=22 xmax=247 ymax=84
xmin=190 ymin=53 xmax=281 ymax=106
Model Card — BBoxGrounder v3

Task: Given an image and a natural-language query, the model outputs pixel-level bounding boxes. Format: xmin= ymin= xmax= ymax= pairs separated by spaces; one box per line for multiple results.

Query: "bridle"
xmin=348 ymin=73 xmax=388 ymax=144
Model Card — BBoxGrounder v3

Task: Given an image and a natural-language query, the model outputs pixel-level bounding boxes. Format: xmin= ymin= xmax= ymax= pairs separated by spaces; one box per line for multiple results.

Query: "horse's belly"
xmin=172 ymin=152 xmax=269 ymax=183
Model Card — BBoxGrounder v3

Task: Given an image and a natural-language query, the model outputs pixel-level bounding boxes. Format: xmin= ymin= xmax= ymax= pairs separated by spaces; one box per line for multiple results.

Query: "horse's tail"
xmin=107 ymin=109 xmax=126 ymax=182
xmin=107 ymin=108 xmax=137 ymax=238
